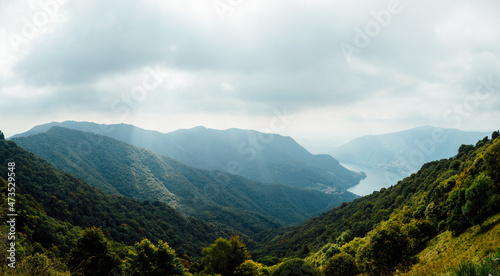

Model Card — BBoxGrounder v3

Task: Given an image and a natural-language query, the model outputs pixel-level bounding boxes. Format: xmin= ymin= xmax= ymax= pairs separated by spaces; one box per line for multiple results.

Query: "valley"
xmin=1 ymin=124 xmax=499 ymax=275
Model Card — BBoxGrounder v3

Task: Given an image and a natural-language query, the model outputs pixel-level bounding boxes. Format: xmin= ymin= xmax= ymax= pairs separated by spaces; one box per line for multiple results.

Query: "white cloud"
xmin=1 ymin=0 xmax=499 ymax=142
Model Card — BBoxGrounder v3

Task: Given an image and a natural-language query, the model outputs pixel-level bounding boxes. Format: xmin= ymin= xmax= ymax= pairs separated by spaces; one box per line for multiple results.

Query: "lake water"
xmin=342 ymin=163 xmax=408 ymax=196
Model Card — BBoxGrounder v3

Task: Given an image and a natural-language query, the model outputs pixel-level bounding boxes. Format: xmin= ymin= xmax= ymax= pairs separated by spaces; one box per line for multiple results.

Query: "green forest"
xmin=1 ymin=131 xmax=500 ymax=275
xmin=12 ymin=127 xmax=356 ymax=234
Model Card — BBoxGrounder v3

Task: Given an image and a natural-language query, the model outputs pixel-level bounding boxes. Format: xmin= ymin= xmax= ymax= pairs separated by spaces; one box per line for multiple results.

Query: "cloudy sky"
xmin=1 ymin=0 xmax=499 ymax=149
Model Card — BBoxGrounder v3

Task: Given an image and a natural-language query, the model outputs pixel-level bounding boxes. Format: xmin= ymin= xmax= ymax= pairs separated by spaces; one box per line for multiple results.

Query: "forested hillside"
xmin=0 ymin=138 xmax=233 ymax=259
xmin=13 ymin=121 xmax=365 ymax=193
xmin=251 ymin=132 xmax=500 ymax=275
xmin=12 ymin=127 xmax=356 ymax=233
xmin=1 ymin=131 xmax=499 ymax=275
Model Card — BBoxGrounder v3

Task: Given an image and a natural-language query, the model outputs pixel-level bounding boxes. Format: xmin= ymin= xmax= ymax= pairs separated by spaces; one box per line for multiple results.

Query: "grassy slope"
xmin=403 ymin=212 xmax=500 ymax=275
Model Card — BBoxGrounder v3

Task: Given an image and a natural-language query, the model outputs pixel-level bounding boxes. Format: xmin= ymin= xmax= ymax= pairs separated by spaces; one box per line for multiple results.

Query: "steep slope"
xmin=0 ymin=139 xmax=232 ymax=257
xmin=334 ymin=126 xmax=490 ymax=175
xmin=256 ymin=133 xmax=500 ymax=275
xmin=12 ymin=127 xmax=357 ymax=231
xmin=13 ymin=121 xmax=365 ymax=192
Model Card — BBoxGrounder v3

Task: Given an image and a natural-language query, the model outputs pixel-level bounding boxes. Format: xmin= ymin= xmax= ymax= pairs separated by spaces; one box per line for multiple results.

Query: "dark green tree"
xmin=68 ymin=227 xmax=120 ymax=276
xmin=322 ymin=252 xmax=357 ymax=276
xmin=126 ymin=238 xmax=186 ymax=276
xmin=446 ymin=187 xmax=469 ymax=235
xmin=484 ymin=140 xmax=500 ymax=187
xmin=462 ymin=173 xmax=492 ymax=229
xmin=271 ymin=258 xmax=321 ymax=276
xmin=492 ymin=130 xmax=499 ymax=140
xmin=202 ymin=236 xmax=251 ymax=276
xmin=0 ymin=130 xmax=4 ymax=140
xmin=356 ymin=221 xmax=413 ymax=275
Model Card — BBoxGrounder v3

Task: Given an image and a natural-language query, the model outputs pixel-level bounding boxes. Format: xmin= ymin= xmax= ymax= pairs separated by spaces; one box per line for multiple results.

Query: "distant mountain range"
xmin=333 ymin=126 xmax=490 ymax=175
xmin=13 ymin=121 xmax=365 ymax=192
xmin=12 ymin=126 xmax=358 ymax=234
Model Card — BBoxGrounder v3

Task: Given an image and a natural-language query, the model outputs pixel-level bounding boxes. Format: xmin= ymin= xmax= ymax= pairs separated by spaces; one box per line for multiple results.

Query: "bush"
xmin=451 ymin=261 xmax=491 ymax=276
xmin=324 ymin=244 xmax=341 ymax=260
xmin=356 ymin=221 xmax=413 ymax=275
xmin=270 ymin=258 xmax=321 ymax=276
xmin=234 ymin=260 xmax=269 ymax=276
xmin=340 ymin=237 xmax=365 ymax=257
xmin=322 ymin=252 xmax=357 ymax=276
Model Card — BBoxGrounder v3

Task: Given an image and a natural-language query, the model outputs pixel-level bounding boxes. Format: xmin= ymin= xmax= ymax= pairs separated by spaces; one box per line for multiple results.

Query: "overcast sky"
xmin=1 ymin=0 xmax=499 ymax=149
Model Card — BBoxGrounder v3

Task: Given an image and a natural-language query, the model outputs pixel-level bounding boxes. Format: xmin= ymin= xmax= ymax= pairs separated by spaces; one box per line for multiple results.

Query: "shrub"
xmin=322 ymin=252 xmax=357 ymax=276
xmin=270 ymin=258 xmax=321 ymax=276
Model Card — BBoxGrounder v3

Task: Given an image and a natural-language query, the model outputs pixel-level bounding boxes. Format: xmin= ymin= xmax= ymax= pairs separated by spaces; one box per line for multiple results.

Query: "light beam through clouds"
xmin=1 ymin=0 xmax=499 ymax=147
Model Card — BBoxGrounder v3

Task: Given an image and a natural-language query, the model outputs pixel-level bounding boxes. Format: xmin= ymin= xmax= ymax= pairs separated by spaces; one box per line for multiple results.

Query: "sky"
xmin=1 ymin=0 xmax=499 ymax=151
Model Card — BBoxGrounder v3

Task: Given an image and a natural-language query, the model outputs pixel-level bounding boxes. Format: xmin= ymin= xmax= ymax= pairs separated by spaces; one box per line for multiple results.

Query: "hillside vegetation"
xmin=0 ymin=139 xmax=233 ymax=259
xmin=1 ymin=130 xmax=499 ymax=275
xmin=254 ymin=132 xmax=500 ymax=275
xmin=13 ymin=121 xmax=365 ymax=192
xmin=12 ymin=127 xmax=357 ymax=233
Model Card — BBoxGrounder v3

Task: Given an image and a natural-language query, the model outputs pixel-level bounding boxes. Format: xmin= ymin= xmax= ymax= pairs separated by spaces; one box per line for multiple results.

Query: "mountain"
xmin=0 ymin=138 xmax=233 ymax=257
xmin=13 ymin=121 xmax=365 ymax=192
xmin=254 ymin=132 xmax=500 ymax=275
xmin=333 ymin=126 xmax=490 ymax=175
xmin=12 ymin=127 xmax=357 ymax=233
xmin=2 ymin=128 xmax=500 ymax=275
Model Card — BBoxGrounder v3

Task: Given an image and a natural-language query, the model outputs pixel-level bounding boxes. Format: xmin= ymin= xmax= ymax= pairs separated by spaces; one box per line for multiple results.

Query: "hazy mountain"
xmin=13 ymin=121 xmax=365 ymax=192
xmin=13 ymin=127 xmax=358 ymax=233
xmin=333 ymin=126 xmax=490 ymax=175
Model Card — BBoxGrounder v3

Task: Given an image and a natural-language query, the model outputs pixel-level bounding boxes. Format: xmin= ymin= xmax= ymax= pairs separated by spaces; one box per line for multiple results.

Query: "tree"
xmin=356 ymin=221 xmax=413 ymax=275
xmin=0 ymin=130 xmax=4 ymax=140
xmin=126 ymin=238 xmax=187 ymax=276
xmin=340 ymin=237 xmax=365 ymax=257
xmin=270 ymin=258 xmax=321 ymax=276
xmin=492 ymin=130 xmax=499 ymax=140
xmin=462 ymin=173 xmax=492 ymax=229
xmin=234 ymin=260 xmax=269 ymax=276
xmin=322 ymin=252 xmax=357 ymax=276
xmin=484 ymin=140 xmax=500 ymax=187
xmin=68 ymin=227 xmax=120 ymax=276
xmin=202 ymin=236 xmax=251 ymax=276
xmin=446 ymin=187 xmax=469 ymax=235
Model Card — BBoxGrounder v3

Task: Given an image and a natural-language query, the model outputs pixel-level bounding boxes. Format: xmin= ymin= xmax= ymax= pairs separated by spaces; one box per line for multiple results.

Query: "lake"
xmin=342 ymin=163 xmax=408 ymax=196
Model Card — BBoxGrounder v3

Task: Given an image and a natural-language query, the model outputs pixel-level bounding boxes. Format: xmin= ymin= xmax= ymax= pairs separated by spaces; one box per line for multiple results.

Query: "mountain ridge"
xmin=333 ymin=125 xmax=490 ymax=175
xmin=12 ymin=121 xmax=365 ymax=193
xmin=12 ymin=126 xmax=357 ymax=234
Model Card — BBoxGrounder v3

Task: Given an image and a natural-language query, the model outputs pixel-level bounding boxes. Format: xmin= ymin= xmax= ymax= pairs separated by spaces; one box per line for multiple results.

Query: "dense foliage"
xmin=201 ymin=236 xmax=251 ymax=276
xmin=1 ymin=129 xmax=499 ymax=275
xmin=68 ymin=227 xmax=120 ymax=275
xmin=125 ymin=238 xmax=187 ymax=276
xmin=13 ymin=127 xmax=357 ymax=234
xmin=0 ymin=139 xmax=231 ymax=258
xmin=254 ymin=133 xmax=500 ymax=275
